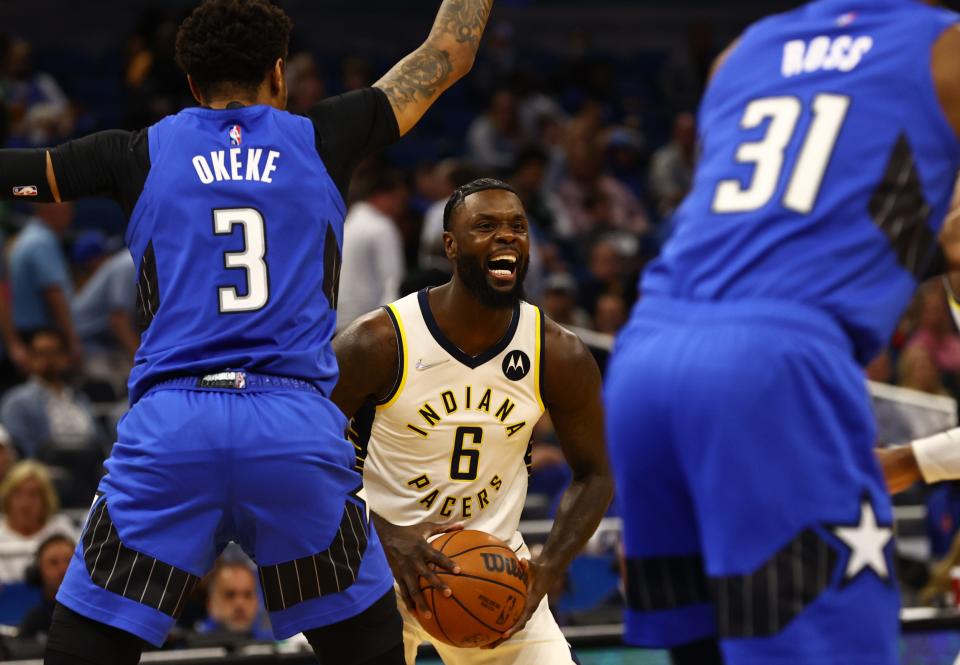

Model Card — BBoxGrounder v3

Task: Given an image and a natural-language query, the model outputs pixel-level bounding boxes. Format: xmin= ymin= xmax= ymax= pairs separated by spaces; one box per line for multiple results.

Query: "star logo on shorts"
xmin=830 ymin=496 xmax=893 ymax=585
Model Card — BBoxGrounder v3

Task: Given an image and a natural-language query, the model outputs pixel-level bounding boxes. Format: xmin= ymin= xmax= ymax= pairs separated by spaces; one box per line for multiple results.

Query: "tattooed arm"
xmin=374 ymin=0 xmax=494 ymax=136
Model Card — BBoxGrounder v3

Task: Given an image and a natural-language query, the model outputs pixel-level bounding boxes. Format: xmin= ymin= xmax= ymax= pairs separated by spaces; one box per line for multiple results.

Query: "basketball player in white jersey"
xmin=332 ymin=178 xmax=614 ymax=664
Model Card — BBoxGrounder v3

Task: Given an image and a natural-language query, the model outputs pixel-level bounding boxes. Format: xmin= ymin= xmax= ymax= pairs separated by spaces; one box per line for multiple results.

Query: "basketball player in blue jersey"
xmin=605 ymin=2 xmax=960 ymax=664
xmin=0 ymin=1 xmax=495 ymax=663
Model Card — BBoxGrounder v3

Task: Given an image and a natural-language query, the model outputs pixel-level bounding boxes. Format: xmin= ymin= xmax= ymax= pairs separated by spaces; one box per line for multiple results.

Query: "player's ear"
xmin=443 ymin=231 xmax=457 ymax=261
xmin=272 ymin=58 xmax=286 ymax=97
xmin=187 ymin=75 xmax=206 ymax=107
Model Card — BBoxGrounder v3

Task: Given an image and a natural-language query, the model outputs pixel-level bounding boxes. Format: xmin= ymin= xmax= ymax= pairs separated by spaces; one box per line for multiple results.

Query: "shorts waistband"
xmin=633 ymin=296 xmax=853 ymax=353
xmin=149 ymin=371 xmax=321 ymax=395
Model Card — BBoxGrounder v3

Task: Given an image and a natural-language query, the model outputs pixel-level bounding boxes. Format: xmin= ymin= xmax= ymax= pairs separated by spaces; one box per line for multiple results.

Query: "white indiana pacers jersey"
xmin=355 ymin=289 xmax=545 ymax=548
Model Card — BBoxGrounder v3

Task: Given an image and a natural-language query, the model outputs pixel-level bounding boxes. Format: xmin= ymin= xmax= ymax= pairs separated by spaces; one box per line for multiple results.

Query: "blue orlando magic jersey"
xmin=643 ymin=0 xmax=960 ymax=364
xmin=126 ymin=105 xmax=345 ymax=402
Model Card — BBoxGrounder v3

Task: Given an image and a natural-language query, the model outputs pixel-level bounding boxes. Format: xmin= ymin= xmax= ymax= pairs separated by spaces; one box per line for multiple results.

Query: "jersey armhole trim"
xmin=376 ymin=303 xmax=407 ymax=410
xmin=534 ymin=306 xmax=546 ymax=412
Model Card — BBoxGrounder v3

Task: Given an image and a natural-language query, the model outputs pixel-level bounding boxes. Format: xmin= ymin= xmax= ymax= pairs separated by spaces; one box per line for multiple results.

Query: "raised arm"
xmin=499 ymin=318 xmax=614 ymax=643
xmin=374 ymin=0 xmax=494 ymax=137
xmin=0 ymin=130 xmax=148 ymax=216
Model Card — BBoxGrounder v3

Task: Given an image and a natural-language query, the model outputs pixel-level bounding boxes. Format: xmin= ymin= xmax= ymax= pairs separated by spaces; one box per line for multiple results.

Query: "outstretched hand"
xmin=374 ymin=517 xmax=463 ymax=619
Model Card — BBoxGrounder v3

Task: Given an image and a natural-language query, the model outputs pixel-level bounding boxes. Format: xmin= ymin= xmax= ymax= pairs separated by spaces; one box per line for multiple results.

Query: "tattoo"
xmin=432 ymin=0 xmax=494 ymax=49
xmin=379 ymin=45 xmax=454 ymax=113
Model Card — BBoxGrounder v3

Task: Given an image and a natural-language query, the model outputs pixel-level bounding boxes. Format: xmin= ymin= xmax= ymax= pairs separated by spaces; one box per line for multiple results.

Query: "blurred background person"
xmin=541 ymin=273 xmax=591 ymax=329
xmin=0 ymin=461 xmax=76 ymax=585
xmin=71 ymin=247 xmax=138 ymax=397
xmin=337 ymin=168 xmax=409 ymax=331
xmin=0 ymin=330 xmax=105 ymax=505
xmin=195 ymin=559 xmax=272 ymax=643
xmin=8 ymin=203 xmax=81 ymax=364
xmin=17 ymin=534 xmax=75 ymax=640
xmin=467 ymin=89 xmax=527 ymax=173
xmin=650 ymin=111 xmax=696 ymax=221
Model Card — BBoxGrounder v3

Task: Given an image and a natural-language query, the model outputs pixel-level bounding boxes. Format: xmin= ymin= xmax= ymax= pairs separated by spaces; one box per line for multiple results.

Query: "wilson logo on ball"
xmin=480 ymin=552 xmax=527 ymax=583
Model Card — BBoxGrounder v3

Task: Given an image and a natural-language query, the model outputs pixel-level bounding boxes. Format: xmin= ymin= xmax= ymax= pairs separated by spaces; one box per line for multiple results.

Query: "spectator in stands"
xmin=2 ymin=38 xmax=73 ymax=147
xmin=557 ymin=139 xmax=649 ymax=239
xmin=197 ymin=560 xmax=272 ymax=642
xmin=898 ymin=344 xmax=950 ymax=397
xmin=419 ymin=160 xmax=483 ymax=273
xmin=0 ymin=330 xmax=103 ymax=461
xmin=578 ymin=238 xmax=633 ymax=317
xmin=541 ymin=273 xmax=591 ymax=329
xmin=467 ymin=89 xmax=526 ymax=173
xmin=18 ymin=534 xmax=74 ymax=639
xmin=0 ymin=425 xmax=17 ymax=484
xmin=0 ymin=461 xmax=77 ymax=584
xmin=72 ymin=249 xmax=138 ymax=396
xmin=593 ymin=293 xmax=628 ymax=335
xmin=337 ymin=169 xmax=408 ymax=331
xmin=650 ymin=112 xmax=696 ymax=219
xmin=907 ymin=280 xmax=960 ymax=373
xmin=605 ymin=126 xmax=647 ymax=203
xmin=509 ymin=146 xmax=574 ymax=240
xmin=285 ymin=52 xmax=325 ymax=115
xmin=9 ymin=203 xmax=82 ymax=364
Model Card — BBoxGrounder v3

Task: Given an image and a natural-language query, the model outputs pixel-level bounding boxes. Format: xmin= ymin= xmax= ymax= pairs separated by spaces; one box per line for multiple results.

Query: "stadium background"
xmin=2 ymin=1 xmax=960 ymax=662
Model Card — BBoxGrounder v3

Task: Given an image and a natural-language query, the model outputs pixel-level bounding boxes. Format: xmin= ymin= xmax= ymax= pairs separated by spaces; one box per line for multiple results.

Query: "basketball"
xmin=415 ymin=530 xmax=528 ymax=648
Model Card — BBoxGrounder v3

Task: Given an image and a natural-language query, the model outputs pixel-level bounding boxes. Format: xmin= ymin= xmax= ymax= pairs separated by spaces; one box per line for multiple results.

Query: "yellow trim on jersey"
xmin=534 ymin=307 xmax=545 ymax=412
xmin=377 ymin=303 xmax=408 ymax=411
xmin=946 ymin=275 xmax=960 ymax=333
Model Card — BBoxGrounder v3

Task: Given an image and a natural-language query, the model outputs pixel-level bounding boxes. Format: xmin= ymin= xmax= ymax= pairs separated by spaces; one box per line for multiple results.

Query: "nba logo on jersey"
xmin=837 ymin=12 xmax=857 ymax=27
xmin=229 ymin=124 xmax=242 ymax=146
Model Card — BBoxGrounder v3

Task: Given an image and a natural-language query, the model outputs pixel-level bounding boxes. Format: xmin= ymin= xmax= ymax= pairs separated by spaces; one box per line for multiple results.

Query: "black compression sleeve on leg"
xmin=304 ymin=589 xmax=404 ymax=665
xmin=0 ymin=148 xmax=55 ymax=202
xmin=670 ymin=637 xmax=724 ymax=665
xmin=45 ymin=602 xmax=145 ymax=665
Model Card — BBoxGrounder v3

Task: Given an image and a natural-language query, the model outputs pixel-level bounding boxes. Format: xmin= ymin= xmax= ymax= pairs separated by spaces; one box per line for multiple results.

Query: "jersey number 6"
xmin=451 ymin=426 xmax=483 ymax=481
xmin=213 ymin=208 xmax=270 ymax=313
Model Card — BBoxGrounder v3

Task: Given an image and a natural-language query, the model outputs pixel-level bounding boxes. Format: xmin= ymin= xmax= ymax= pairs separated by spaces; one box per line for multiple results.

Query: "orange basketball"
xmin=415 ymin=530 xmax=528 ymax=648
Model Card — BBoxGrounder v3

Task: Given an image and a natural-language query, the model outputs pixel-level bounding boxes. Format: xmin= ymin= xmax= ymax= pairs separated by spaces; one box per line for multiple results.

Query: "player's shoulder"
xmin=335 ymin=306 xmax=399 ymax=360
xmin=540 ymin=312 xmax=594 ymax=371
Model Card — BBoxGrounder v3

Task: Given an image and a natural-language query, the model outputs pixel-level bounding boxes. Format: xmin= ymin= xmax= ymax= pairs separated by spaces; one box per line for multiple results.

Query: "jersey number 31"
xmin=712 ymin=94 xmax=850 ymax=214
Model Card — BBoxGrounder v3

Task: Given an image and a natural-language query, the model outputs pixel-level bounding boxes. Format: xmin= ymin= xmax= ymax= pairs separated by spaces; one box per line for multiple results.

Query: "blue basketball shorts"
xmin=57 ymin=374 xmax=394 ymax=646
xmin=604 ymin=298 xmax=899 ymax=665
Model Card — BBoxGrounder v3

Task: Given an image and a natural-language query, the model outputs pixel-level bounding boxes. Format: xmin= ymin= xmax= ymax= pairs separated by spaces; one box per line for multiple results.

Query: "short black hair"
xmin=442 ymin=178 xmax=519 ymax=231
xmin=175 ymin=0 xmax=292 ymax=99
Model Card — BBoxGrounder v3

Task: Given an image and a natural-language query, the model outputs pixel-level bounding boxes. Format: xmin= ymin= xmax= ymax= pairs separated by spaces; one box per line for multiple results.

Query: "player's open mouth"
xmin=486 ymin=253 xmax=518 ymax=283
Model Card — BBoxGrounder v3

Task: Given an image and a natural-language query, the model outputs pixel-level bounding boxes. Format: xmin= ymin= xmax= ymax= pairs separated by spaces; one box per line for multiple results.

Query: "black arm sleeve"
xmin=305 ymin=88 xmax=401 ymax=201
xmin=0 ymin=148 xmax=56 ymax=202
xmin=49 ymin=129 xmax=151 ymax=217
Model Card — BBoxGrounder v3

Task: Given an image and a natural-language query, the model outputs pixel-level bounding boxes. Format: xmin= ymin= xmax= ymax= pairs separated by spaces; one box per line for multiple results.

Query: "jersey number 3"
xmin=712 ymin=94 xmax=851 ymax=214
xmin=214 ymin=208 xmax=269 ymax=313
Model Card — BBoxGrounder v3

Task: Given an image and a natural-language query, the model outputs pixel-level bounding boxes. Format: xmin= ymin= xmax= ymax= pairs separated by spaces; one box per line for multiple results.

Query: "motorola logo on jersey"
xmin=502 ymin=350 xmax=530 ymax=381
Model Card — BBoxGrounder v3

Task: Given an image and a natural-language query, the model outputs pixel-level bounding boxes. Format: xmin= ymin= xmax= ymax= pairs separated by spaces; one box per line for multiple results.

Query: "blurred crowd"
xmin=1 ymin=4 xmax=959 ymax=652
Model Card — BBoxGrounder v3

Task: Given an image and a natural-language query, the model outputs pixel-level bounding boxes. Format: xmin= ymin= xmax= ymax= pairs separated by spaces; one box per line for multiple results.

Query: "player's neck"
xmin=429 ymin=280 xmax=516 ymax=356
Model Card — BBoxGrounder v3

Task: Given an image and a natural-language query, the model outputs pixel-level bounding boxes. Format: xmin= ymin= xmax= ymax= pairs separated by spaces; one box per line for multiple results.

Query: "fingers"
xmin=417 ymin=558 xmax=454 ymax=597
xmin=399 ymin=570 xmax=431 ymax=618
xmin=425 ymin=546 xmax=462 ymax=576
